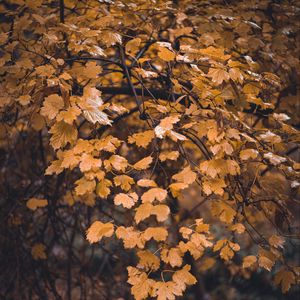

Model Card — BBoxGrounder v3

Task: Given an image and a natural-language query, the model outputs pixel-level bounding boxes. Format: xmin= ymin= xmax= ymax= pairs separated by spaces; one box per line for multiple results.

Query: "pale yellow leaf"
xmin=86 ymin=221 xmax=114 ymax=243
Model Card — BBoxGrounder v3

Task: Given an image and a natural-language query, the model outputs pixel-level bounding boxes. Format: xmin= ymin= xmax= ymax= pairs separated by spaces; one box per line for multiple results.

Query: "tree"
xmin=0 ymin=0 xmax=299 ymax=299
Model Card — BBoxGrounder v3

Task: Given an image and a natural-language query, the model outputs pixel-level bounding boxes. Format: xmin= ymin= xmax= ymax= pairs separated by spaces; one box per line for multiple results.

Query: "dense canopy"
xmin=0 ymin=0 xmax=299 ymax=299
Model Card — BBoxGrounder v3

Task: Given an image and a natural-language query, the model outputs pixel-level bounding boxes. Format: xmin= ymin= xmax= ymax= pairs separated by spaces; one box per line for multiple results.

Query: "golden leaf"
xmin=128 ymin=130 xmax=155 ymax=148
xmin=96 ymin=179 xmax=112 ymax=199
xmin=49 ymin=121 xmax=78 ymax=150
xmin=125 ymin=37 xmax=142 ymax=56
xmin=135 ymin=203 xmax=153 ymax=224
xmin=154 ymin=115 xmax=180 ymax=139
xmin=169 ymin=182 xmax=189 ymax=198
xmin=172 ymin=265 xmax=197 ymax=292
xmin=31 ymin=243 xmax=47 ymax=260
xmin=152 ymin=204 xmax=170 ymax=222
xmin=269 ymin=235 xmax=285 ymax=249
xmin=26 ymin=198 xmax=48 ymax=211
xmin=141 ymin=188 xmax=168 ymax=203
xmin=56 ymin=105 xmax=81 ymax=124
xmin=40 ymin=94 xmax=64 ymax=120
xmin=79 ymin=86 xmax=112 ymax=125
xmin=274 ymin=269 xmax=296 ymax=293
xmin=106 ymin=155 xmax=128 ymax=172
xmin=133 ymin=156 xmax=153 ymax=170
xmin=143 ymin=227 xmax=168 ymax=242
xmin=82 ymin=61 xmax=102 ymax=79
xmin=242 ymin=255 xmax=257 ymax=268
xmin=128 ymin=269 xmax=155 ymax=300
xmin=207 ymin=68 xmax=230 ymax=85
xmin=153 ymin=281 xmax=182 ymax=300
xmin=86 ymin=221 xmax=114 ymax=243
xmin=79 ymin=153 xmax=102 ymax=172
xmin=213 ymin=239 xmax=240 ymax=261
xmin=172 ymin=166 xmax=197 ymax=185
xmin=137 ymin=250 xmax=160 ymax=271
xmin=116 ymin=226 xmax=145 ymax=249
xmin=137 ymin=179 xmax=157 ymax=187
xmin=229 ymin=67 xmax=244 ymax=83
xmin=161 ymin=248 xmax=183 ymax=267
xmin=159 ymin=151 xmax=179 ymax=162
xmin=114 ymin=175 xmax=134 ymax=191
xmin=75 ymin=177 xmax=96 ymax=196
xmin=240 ymin=149 xmax=259 ymax=160
xmin=229 ymin=223 xmax=245 ymax=234
xmin=114 ymin=192 xmax=138 ymax=209
xmin=203 ymin=178 xmax=226 ymax=196
xmin=158 ymin=46 xmax=176 ymax=62
xmin=211 ymin=200 xmax=236 ymax=223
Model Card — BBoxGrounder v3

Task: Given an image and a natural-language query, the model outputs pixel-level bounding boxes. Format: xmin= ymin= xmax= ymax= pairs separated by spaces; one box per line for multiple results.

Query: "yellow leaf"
xmin=169 ymin=182 xmax=189 ymax=197
xmin=127 ymin=268 xmax=155 ymax=300
xmin=199 ymin=46 xmax=231 ymax=61
xmin=79 ymin=86 xmax=112 ymax=125
xmin=211 ymin=200 xmax=236 ymax=224
xmin=128 ymin=130 xmax=155 ymax=148
xmin=102 ymin=31 xmax=122 ymax=46
xmin=258 ymin=249 xmax=277 ymax=271
xmin=75 ymin=177 xmax=96 ymax=196
xmin=240 ymin=149 xmax=258 ymax=160
xmin=40 ymin=94 xmax=64 ymax=120
xmin=152 ymin=204 xmax=170 ymax=222
xmin=79 ymin=153 xmax=102 ymax=172
xmin=203 ymin=178 xmax=226 ymax=196
xmin=137 ymin=179 xmax=157 ymax=187
xmin=274 ymin=269 xmax=296 ymax=293
xmin=56 ymin=105 xmax=81 ymax=124
xmin=125 ymin=37 xmax=142 ymax=56
xmin=154 ymin=115 xmax=180 ymax=139
xmin=178 ymin=241 xmax=203 ymax=260
xmin=269 ymin=235 xmax=285 ymax=249
xmin=82 ymin=61 xmax=102 ymax=79
xmin=137 ymin=250 xmax=160 ymax=271
xmin=159 ymin=151 xmax=179 ymax=162
xmin=49 ymin=121 xmax=78 ymax=149
xmin=229 ymin=67 xmax=243 ymax=83
xmin=220 ymin=245 xmax=234 ymax=261
xmin=213 ymin=239 xmax=240 ymax=261
xmin=116 ymin=226 xmax=145 ymax=249
xmin=158 ymin=46 xmax=176 ymax=62
xmin=135 ymin=203 xmax=153 ymax=224
xmin=153 ymin=281 xmax=182 ymax=300
xmin=172 ymin=264 xmax=197 ymax=292
xmin=106 ymin=155 xmax=128 ymax=172
xmin=172 ymin=166 xmax=197 ymax=185
xmin=161 ymin=248 xmax=183 ymax=267
xmin=229 ymin=223 xmax=245 ymax=234
xmin=207 ymin=68 xmax=230 ymax=85
xmin=143 ymin=227 xmax=168 ymax=242
xmin=26 ymin=198 xmax=48 ymax=211
xmin=114 ymin=192 xmax=138 ymax=209
xmin=31 ymin=243 xmax=47 ymax=260
xmin=141 ymin=188 xmax=168 ymax=203
xmin=96 ymin=179 xmax=112 ymax=198
xmin=242 ymin=255 xmax=257 ymax=268
xmin=133 ymin=156 xmax=153 ymax=170
xmin=86 ymin=221 xmax=114 ymax=243
xmin=195 ymin=218 xmax=210 ymax=233
xmin=179 ymin=227 xmax=193 ymax=239
xmin=258 ymin=256 xmax=274 ymax=271
xmin=114 ymin=175 xmax=134 ymax=191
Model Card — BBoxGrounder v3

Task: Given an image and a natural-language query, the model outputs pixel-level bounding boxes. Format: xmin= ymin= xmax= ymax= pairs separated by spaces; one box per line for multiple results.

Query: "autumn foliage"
xmin=0 ymin=0 xmax=300 ymax=299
